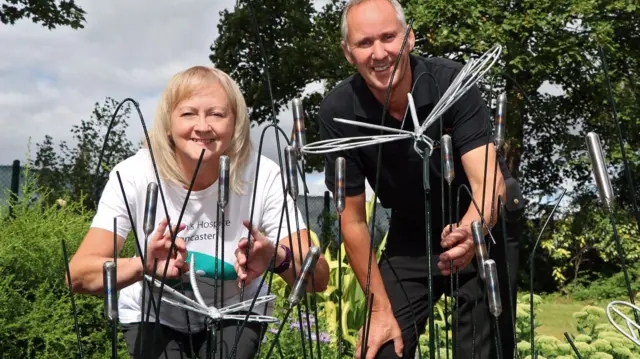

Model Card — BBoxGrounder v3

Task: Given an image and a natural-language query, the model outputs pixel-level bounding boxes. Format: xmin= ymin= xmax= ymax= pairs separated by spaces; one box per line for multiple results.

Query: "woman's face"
xmin=169 ymin=81 xmax=235 ymax=168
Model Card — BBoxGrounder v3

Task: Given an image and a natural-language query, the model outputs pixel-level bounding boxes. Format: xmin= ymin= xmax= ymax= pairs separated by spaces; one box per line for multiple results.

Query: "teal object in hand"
xmin=186 ymin=251 xmax=237 ymax=280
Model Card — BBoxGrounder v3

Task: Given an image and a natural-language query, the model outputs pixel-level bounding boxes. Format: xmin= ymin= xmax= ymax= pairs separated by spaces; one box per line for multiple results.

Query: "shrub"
xmin=563 ymin=263 xmax=640 ymax=302
xmin=257 ymin=275 xmax=347 ymax=358
xmin=525 ymin=300 xmax=640 ymax=359
xmin=0 ymin=174 xmax=131 ymax=358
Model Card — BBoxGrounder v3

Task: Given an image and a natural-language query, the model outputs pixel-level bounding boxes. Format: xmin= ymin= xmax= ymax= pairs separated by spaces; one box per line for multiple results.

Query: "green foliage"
xmin=32 ymin=97 xmax=138 ymax=211
xmin=210 ymin=0 xmax=350 ymax=173
xmin=257 ymin=277 xmax=346 ymax=358
xmin=0 ymin=168 xmax=129 ymax=358
xmin=518 ymin=299 xmax=640 ymax=358
xmin=316 ymin=197 xmax=338 ymax=255
xmin=419 ymin=292 xmax=640 ymax=358
xmin=312 ymin=194 xmax=389 ymax=349
xmin=406 ymin=0 xmax=640 ymax=201
xmin=540 ymin=203 xmax=640 ymax=286
xmin=0 ymin=0 xmax=86 ymax=29
xmin=564 ymin=263 xmax=640 ymax=301
xmin=417 ymin=297 xmax=451 ymax=358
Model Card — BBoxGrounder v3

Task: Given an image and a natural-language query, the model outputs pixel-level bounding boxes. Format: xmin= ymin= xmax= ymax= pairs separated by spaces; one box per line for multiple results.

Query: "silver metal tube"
xmin=335 ymin=157 xmax=346 ymax=214
xmin=219 ymin=155 xmax=230 ymax=208
xmin=103 ymin=261 xmax=118 ymax=322
xmin=441 ymin=134 xmax=455 ymax=185
xmin=586 ymin=132 xmax=615 ymax=208
xmin=471 ymin=220 xmax=488 ymax=280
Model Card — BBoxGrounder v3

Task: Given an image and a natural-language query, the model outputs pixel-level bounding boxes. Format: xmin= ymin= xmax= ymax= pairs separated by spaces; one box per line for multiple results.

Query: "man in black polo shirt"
xmin=316 ymin=0 xmax=521 ymax=358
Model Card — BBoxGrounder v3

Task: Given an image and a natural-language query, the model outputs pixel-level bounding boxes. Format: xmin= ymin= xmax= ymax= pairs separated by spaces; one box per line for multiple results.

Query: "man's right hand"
xmin=355 ymin=308 xmax=404 ymax=359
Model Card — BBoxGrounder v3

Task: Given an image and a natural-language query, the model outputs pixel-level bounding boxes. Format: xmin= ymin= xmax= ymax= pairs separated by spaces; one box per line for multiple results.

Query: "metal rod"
xmin=264 ymin=306 xmax=295 ymax=359
xmin=338 ymin=214 xmax=344 ymax=358
xmin=61 ymin=240 xmax=84 ymax=359
xmin=423 ymin=153 xmax=436 ymax=359
xmin=563 ymin=332 xmax=584 ymax=359
xmin=529 ymin=189 xmax=567 ymax=357
xmin=363 ymin=293 xmax=375 ymax=358
xmin=494 ymin=318 xmax=503 ymax=359
xmin=299 ymin=157 xmax=322 ymax=359
xmin=599 ymin=46 xmax=640 ymax=234
xmin=607 ymin=206 xmax=640 ymax=324
xmin=498 ymin=197 xmax=518 ymax=359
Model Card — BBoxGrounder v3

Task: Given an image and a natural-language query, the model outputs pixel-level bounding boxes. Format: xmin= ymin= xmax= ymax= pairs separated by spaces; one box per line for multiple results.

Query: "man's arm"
xmin=459 ymin=143 xmax=506 ymax=230
xmin=341 ymin=193 xmax=392 ymax=312
xmin=342 ymin=192 xmax=404 ymax=359
xmin=439 ymin=143 xmax=506 ymax=272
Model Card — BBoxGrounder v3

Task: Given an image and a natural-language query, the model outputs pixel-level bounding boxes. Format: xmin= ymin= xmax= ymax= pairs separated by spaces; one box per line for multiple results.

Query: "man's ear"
xmin=408 ymin=27 xmax=416 ymax=52
xmin=341 ymin=40 xmax=355 ymax=65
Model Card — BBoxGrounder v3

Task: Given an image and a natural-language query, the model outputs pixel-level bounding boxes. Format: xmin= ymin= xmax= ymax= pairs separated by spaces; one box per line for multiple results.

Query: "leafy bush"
xmin=540 ymin=201 xmax=640 ymax=288
xmin=0 ymin=172 xmax=131 ymax=358
xmin=564 ymin=263 xmax=640 ymax=302
xmin=517 ymin=299 xmax=640 ymax=359
xmin=257 ymin=276 xmax=344 ymax=358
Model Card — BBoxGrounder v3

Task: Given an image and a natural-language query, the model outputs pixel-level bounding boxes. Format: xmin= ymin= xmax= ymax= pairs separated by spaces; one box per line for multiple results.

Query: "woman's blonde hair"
xmin=148 ymin=66 xmax=252 ymax=194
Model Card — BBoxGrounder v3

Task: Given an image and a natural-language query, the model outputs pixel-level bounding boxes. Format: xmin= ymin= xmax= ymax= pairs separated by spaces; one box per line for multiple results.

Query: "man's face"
xmin=342 ymin=0 xmax=415 ymax=95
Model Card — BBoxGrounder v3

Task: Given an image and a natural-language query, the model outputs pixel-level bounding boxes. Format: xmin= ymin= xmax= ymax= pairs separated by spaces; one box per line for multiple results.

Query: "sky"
xmin=0 ymin=0 xmax=351 ymax=198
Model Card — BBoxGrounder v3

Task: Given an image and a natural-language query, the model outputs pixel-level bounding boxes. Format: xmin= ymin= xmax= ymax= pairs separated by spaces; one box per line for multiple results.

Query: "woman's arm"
xmin=274 ymin=228 xmax=329 ymax=292
xmin=67 ymin=219 xmax=189 ymax=296
xmin=66 ymin=227 xmax=143 ymax=296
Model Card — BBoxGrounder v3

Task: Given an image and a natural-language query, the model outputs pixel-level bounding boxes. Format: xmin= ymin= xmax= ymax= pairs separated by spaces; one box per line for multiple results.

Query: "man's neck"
xmin=370 ymin=66 xmax=413 ymax=121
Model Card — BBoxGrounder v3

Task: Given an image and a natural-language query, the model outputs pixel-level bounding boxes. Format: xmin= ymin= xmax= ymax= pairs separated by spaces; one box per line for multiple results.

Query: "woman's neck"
xmin=177 ymin=156 xmax=219 ymax=191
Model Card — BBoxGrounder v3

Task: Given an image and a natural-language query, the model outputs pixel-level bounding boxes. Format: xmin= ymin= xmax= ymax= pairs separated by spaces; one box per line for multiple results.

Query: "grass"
xmin=535 ymin=294 xmax=611 ymax=340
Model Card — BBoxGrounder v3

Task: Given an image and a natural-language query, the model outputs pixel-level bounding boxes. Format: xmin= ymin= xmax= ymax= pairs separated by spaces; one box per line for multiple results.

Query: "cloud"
xmin=0 ymin=0 xmax=236 ymax=165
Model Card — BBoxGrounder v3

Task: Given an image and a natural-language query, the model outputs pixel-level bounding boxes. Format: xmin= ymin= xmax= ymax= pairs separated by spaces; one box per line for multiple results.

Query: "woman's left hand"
xmin=234 ymin=220 xmax=274 ymax=287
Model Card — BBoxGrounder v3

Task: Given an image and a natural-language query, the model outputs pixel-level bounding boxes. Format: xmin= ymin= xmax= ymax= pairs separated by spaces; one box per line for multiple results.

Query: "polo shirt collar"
xmin=352 ymin=54 xmax=436 ymax=120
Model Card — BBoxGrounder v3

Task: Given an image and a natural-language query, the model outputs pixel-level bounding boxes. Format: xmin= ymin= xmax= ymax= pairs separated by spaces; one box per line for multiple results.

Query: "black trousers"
xmin=121 ymin=318 xmax=263 ymax=359
xmin=375 ymin=220 xmax=520 ymax=359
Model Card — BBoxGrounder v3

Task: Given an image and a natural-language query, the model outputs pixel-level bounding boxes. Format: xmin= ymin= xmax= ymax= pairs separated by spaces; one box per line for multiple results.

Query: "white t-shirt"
xmin=91 ymin=148 xmax=306 ymax=332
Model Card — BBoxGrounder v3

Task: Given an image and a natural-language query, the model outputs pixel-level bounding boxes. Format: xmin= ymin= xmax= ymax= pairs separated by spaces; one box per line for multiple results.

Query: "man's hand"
xmin=355 ymin=308 xmax=404 ymax=359
xmin=438 ymin=223 xmax=475 ymax=275
xmin=234 ymin=220 xmax=273 ymax=287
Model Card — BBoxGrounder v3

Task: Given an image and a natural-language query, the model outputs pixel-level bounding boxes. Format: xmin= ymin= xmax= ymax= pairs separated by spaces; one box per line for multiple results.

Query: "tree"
xmin=1 ymin=0 xmax=86 ymax=29
xmin=405 ymin=0 xmax=640 ymax=207
xmin=210 ymin=0 xmax=639 ymax=200
xmin=210 ymin=0 xmax=350 ymax=173
xmin=32 ymin=97 xmax=138 ymax=210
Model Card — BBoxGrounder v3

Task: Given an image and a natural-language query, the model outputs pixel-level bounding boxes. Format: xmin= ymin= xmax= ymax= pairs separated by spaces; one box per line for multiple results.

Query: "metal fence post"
xmin=9 ymin=160 xmax=20 ymax=218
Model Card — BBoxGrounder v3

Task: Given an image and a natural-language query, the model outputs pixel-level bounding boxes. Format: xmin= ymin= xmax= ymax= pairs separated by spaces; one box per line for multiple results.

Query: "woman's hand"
xmin=234 ymin=220 xmax=275 ymax=287
xmin=145 ymin=217 xmax=189 ymax=279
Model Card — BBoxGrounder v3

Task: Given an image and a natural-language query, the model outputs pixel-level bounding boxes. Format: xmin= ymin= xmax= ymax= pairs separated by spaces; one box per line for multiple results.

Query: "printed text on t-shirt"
xmin=186 ymin=220 xmax=231 ymax=230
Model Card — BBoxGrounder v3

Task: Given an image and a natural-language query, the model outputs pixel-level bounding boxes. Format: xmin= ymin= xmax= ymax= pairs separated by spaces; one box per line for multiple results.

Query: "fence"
xmin=0 ymin=160 xmax=23 ymax=217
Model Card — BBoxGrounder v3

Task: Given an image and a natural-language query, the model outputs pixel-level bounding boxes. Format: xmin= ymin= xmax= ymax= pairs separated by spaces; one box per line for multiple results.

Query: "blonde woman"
xmin=67 ymin=66 xmax=329 ymax=358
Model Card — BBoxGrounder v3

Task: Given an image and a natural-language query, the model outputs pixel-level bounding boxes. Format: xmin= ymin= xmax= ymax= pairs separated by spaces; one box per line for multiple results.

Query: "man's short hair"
xmin=340 ymin=0 xmax=408 ymax=44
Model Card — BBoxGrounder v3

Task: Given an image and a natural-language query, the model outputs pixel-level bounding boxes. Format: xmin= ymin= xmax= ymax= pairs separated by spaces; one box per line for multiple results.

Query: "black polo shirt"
xmin=317 ymin=54 xmax=511 ymax=257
